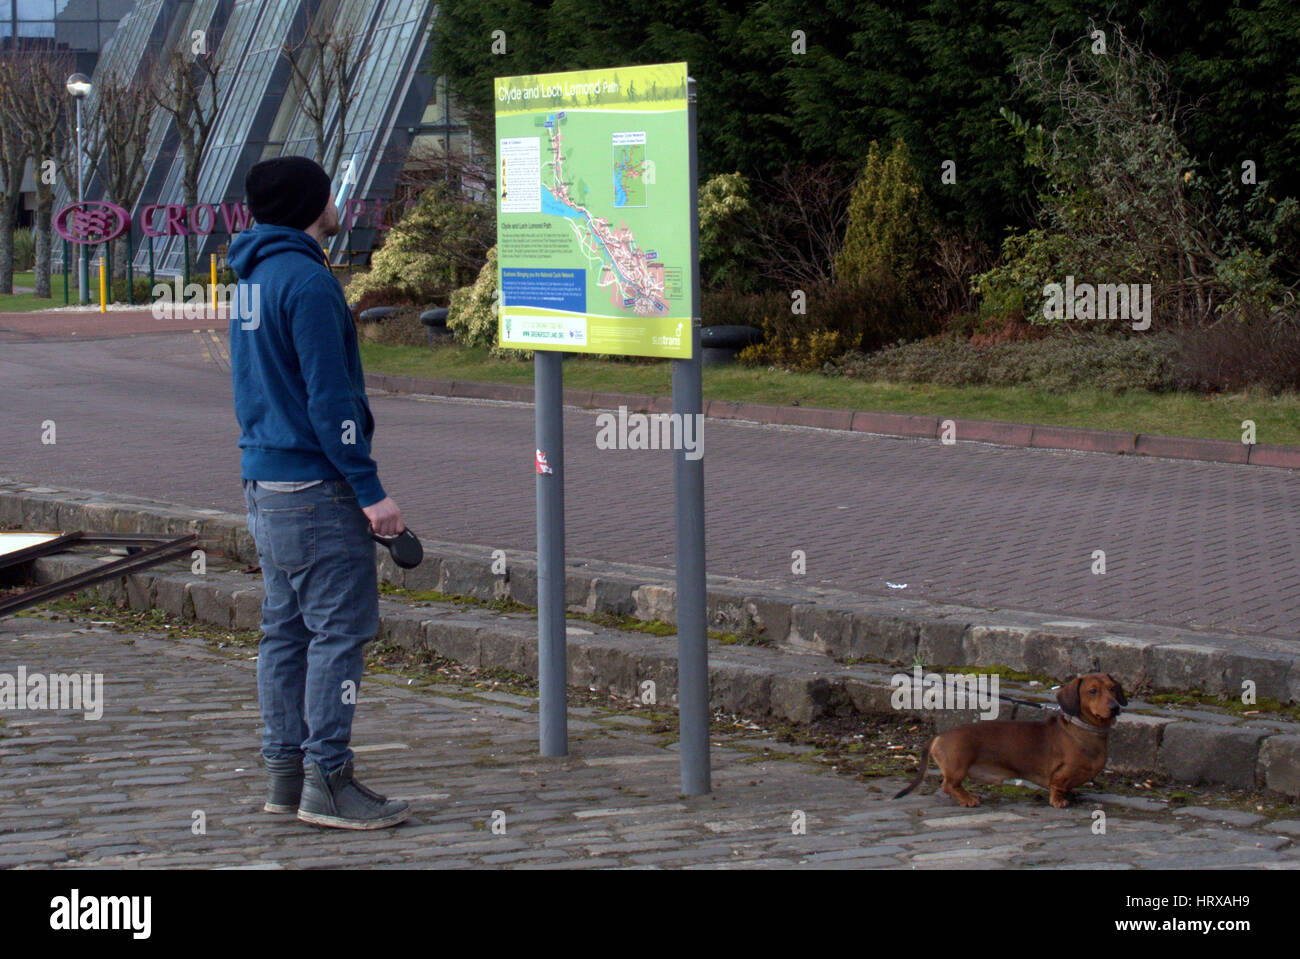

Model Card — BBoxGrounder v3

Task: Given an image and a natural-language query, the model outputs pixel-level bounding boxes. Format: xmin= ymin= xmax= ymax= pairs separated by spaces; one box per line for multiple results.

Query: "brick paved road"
xmin=3 ymin=614 xmax=1297 ymax=868
xmin=0 ymin=306 xmax=215 ymax=341
xmin=0 ymin=330 xmax=1298 ymax=637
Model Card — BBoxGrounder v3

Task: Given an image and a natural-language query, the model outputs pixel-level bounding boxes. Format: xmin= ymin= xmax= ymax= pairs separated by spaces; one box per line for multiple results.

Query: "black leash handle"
xmin=370 ymin=527 xmax=423 ymax=569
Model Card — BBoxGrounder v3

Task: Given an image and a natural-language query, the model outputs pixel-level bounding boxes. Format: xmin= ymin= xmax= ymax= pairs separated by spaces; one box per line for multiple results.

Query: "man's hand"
xmin=362 ymin=497 xmax=405 ymax=537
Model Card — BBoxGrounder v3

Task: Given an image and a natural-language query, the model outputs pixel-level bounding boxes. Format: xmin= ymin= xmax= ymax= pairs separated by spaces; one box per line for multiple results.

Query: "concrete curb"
xmin=23 ymin=550 xmax=1300 ymax=798
xmin=364 ymin=372 xmax=1300 ymax=469
xmin=3 ymin=478 xmax=1298 ymax=712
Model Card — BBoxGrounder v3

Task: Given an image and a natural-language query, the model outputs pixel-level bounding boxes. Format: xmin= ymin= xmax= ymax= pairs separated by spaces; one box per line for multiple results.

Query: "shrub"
xmin=13 ymin=227 xmax=35 ymax=272
xmin=924 ymin=228 xmax=995 ymax=322
xmin=356 ymin=308 xmax=429 ymax=348
xmin=347 ymin=285 xmax=421 ymax=323
xmin=701 ymin=284 xmax=788 ymax=329
xmin=345 ymin=181 xmax=494 ymax=307
xmin=446 ymin=245 xmax=530 ymax=358
xmin=835 ymin=331 xmax=1185 ymax=393
xmin=1172 ymin=306 xmax=1300 ymax=393
xmin=967 ymin=317 xmax=1050 ymax=348
xmin=739 ymin=329 xmax=845 ymax=373
xmin=835 ymin=138 xmax=935 ymax=291
xmin=747 ymin=161 xmax=855 ymax=290
xmin=973 ymin=24 xmax=1298 ymax=327
xmin=110 ymin=277 xmax=154 ymax=304
xmin=447 ymin=244 xmax=495 ymax=347
xmin=698 ymin=172 xmax=757 ymax=291
xmin=737 ymin=272 xmax=936 ymax=371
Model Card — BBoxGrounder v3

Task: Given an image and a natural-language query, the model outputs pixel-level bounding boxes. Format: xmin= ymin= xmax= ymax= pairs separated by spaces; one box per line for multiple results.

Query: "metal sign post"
xmin=672 ymin=76 xmax=709 ymax=794
xmin=535 ymin=348 xmax=567 ymax=756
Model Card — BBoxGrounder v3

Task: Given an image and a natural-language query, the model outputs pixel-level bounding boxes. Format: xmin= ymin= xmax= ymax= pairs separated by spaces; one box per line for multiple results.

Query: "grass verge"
xmin=0 ymin=272 xmax=75 ymax=313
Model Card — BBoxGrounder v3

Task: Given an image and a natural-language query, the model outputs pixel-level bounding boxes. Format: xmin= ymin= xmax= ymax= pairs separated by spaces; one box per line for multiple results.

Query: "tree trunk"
xmin=34 ymin=194 xmax=52 ymax=298
xmin=106 ymin=190 xmax=129 ymax=282
xmin=113 ymin=234 xmax=129 ymax=282
xmin=183 ymin=161 xmax=199 ymax=278
xmin=332 ymin=97 xmax=347 ymax=180
xmin=0 ymin=202 xmax=14 ymax=294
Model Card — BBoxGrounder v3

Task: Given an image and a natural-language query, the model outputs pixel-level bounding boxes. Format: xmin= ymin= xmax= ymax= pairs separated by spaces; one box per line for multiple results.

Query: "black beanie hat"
xmin=244 ymin=156 xmax=332 ymax=230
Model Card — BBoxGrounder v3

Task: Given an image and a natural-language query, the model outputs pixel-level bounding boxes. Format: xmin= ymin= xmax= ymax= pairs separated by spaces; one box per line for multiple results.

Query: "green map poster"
xmin=494 ymin=62 xmax=693 ymax=359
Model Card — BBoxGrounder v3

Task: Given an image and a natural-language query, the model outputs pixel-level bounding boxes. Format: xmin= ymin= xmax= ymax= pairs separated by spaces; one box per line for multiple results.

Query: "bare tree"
xmin=4 ymin=42 xmax=76 ymax=298
xmin=747 ymin=161 xmax=856 ymax=289
xmin=0 ymin=49 xmax=31 ymax=295
xmin=280 ymin=10 xmax=369 ymax=179
xmin=146 ymin=36 xmax=223 ymax=213
xmin=393 ymin=139 xmax=490 ymax=202
xmin=1008 ymin=22 xmax=1227 ymax=324
xmin=85 ymin=70 xmax=156 ymax=279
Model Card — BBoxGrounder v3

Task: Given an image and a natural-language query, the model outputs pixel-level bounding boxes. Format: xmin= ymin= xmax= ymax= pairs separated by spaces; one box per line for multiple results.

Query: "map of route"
xmin=614 ymin=143 xmax=647 ymax=207
xmin=543 ymin=115 xmax=667 ymax=316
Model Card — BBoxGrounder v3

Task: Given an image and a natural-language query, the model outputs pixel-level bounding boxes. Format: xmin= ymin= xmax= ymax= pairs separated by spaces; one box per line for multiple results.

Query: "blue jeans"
xmin=242 ymin=478 xmax=378 ymax=771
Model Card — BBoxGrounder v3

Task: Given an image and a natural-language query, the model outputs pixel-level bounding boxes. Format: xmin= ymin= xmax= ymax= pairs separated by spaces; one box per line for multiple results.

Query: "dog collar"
xmin=1066 ymin=714 xmax=1110 ymax=736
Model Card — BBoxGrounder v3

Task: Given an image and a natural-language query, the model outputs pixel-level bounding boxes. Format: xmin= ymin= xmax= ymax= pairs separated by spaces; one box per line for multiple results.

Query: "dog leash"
xmin=995 ymin=693 xmax=1110 ymax=735
xmin=996 ymin=694 xmax=1054 ymax=711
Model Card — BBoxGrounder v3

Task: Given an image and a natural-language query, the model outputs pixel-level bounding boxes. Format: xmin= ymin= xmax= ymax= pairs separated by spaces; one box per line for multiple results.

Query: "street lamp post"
xmin=66 ymin=73 xmax=92 ymax=305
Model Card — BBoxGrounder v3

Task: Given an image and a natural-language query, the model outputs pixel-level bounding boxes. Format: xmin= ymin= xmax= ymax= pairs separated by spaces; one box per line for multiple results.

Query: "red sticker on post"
xmin=535 ymin=449 xmax=553 ymax=474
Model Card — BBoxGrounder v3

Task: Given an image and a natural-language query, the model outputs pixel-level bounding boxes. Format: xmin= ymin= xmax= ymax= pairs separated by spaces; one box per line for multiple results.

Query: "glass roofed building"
xmin=48 ymin=0 xmax=475 ymax=275
xmin=1 ymin=1 xmax=135 ymax=72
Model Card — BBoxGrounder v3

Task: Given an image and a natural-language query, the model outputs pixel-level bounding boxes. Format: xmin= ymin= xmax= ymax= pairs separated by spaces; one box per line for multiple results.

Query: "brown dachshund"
xmin=893 ymin=673 xmax=1128 ymax=808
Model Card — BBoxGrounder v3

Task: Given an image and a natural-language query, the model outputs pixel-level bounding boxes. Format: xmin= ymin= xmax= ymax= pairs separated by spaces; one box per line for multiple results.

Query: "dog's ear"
xmin=1106 ymin=674 xmax=1128 ymax=706
xmin=1056 ymin=677 xmax=1082 ymax=716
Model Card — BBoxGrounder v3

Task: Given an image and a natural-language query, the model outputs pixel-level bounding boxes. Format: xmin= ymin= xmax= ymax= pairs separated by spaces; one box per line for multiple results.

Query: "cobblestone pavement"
xmin=3 ymin=614 xmax=1297 ymax=869
xmin=2 ymin=331 xmax=1298 ymax=638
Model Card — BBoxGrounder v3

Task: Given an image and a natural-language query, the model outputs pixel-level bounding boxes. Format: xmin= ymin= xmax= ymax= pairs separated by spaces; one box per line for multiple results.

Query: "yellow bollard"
xmin=99 ymin=256 xmax=106 ymax=313
xmin=210 ymin=254 xmax=218 ymax=312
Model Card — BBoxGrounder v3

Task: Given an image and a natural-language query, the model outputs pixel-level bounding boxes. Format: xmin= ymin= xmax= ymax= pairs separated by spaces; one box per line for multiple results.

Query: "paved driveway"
xmin=0 ymin=327 xmax=1297 ymax=638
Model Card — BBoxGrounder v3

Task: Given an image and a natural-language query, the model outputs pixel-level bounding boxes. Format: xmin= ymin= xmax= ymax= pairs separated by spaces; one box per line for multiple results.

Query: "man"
xmin=227 ymin=155 xmax=409 ymax=830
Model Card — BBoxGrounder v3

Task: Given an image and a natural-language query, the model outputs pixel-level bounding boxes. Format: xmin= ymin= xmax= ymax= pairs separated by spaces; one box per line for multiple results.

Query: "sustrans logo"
xmin=652 ymin=321 xmax=684 ymax=347
xmin=50 ymin=890 xmax=151 ymax=939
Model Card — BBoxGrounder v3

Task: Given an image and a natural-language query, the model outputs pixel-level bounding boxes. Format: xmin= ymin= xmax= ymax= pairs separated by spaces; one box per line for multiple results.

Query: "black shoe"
xmin=297 ymin=759 xmax=410 ymax=830
xmin=263 ymin=754 xmax=304 ymax=814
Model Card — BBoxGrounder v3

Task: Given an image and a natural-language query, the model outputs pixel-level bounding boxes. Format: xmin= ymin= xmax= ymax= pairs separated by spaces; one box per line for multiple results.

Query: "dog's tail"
xmin=893 ymin=745 xmax=931 ymax=799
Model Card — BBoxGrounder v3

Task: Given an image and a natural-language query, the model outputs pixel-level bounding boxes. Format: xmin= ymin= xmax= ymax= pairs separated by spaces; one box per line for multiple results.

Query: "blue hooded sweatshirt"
xmin=226 ymin=223 xmax=386 ymax=507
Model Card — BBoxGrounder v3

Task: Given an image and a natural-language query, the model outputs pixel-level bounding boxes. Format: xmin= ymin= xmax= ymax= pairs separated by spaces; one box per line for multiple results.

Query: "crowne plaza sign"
xmin=53 ymin=197 xmax=396 ymax=245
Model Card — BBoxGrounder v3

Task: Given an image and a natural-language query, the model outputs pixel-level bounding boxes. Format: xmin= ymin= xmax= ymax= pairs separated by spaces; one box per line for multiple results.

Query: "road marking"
xmin=192 ymin=329 xmax=212 ymax=365
xmin=207 ymin=329 xmax=230 ymax=370
xmin=191 ymin=328 xmax=230 ymax=371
